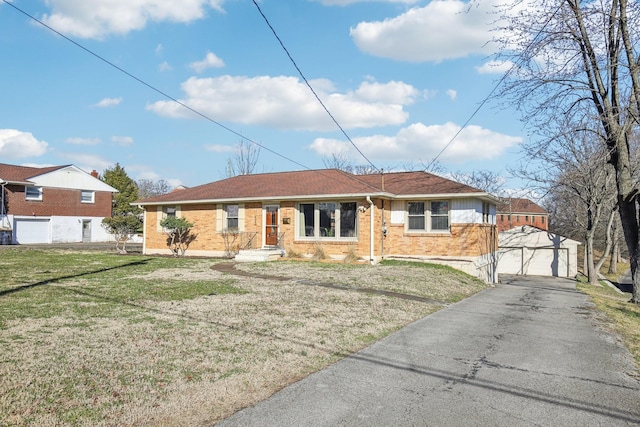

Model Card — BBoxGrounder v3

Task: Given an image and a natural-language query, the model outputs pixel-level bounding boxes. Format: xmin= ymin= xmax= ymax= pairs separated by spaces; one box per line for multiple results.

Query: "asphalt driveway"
xmin=217 ymin=275 xmax=640 ymax=426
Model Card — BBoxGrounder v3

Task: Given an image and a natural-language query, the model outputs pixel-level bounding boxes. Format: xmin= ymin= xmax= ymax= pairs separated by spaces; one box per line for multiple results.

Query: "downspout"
xmin=367 ymin=196 xmax=374 ymax=264
xmin=0 ymin=182 xmax=7 ymax=229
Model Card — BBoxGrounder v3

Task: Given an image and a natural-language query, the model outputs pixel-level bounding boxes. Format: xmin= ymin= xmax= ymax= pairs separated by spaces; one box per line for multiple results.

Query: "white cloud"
xmin=190 ymin=52 xmax=225 ymax=73
xmin=147 ymin=76 xmax=415 ymax=131
xmin=0 ymin=129 xmax=48 ymax=159
xmin=204 ymin=144 xmax=235 ymax=153
xmin=155 ymin=44 xmax=164 ymax=54
xmin=350 ymin=0 xmax=498 ymax=62
xmin=309 ymin=122 xmax=521 ymax=163
xmin=57 ymin=152 xmax=112 ymax=173
xmin=318 ymin=0 xmax=417 ymax=5
xmin=159 ymin=61 xmax=172 ymax=72
xmin=65 ymin=137 xmax=100 ymax=145
xmin=93 ymin=97 xmax=122 ymax=108
xmin=41 ymin=0 xmax=226 ymax=39
xmin=112 ymin=136 xmax=134 ymax=146
xmin=476 ymin=60 xmax=514 ymax=75
xmin=446 ymin=89 xmax=457 ymax=101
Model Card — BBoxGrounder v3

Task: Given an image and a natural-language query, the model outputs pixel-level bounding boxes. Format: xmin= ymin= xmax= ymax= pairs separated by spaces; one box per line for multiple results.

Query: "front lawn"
xmin=0 ymin=248 xmax=486 ymax=426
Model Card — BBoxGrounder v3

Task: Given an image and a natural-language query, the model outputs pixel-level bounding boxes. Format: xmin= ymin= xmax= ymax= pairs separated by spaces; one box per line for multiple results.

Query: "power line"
xmin=0 ymin=0 xmax=312 ymax=172
xmin=425 ymin=3 xmax=565 ymax=171
xmin=250 ymin=0 xmax=381 ymax=174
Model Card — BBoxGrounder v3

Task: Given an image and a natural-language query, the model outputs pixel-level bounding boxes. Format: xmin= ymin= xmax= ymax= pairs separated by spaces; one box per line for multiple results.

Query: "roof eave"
xmin=135 ymin=192 xmax=394 ymax=206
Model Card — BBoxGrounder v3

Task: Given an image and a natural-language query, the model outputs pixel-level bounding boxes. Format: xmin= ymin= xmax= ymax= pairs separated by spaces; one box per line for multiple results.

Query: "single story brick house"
xmin=0 ymin=163 xmax=118 ymax=244
xmin=136 ymin=169 xmax=499 ymax=282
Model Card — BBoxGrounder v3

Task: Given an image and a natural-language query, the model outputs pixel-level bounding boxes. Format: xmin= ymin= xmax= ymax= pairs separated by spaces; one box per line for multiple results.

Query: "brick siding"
xmin=5 ymin=184 xmax=112 ymax=217
xmin=144 ymin=198 xmax=496 ymax=260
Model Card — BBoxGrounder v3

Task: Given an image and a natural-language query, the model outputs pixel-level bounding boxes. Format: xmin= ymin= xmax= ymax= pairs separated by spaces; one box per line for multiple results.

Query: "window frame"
xmin=406 ymin=200 xmax=450 ymax=233
xmin=80 ymin=190 xmax=95 ymax=204
xmin=296 ymin=201 xmax=358 ymax=240
xmin=225 ymin=204 xmax=239 ymax=231
xmin=25 ymin=186 xmax=43 ymax=201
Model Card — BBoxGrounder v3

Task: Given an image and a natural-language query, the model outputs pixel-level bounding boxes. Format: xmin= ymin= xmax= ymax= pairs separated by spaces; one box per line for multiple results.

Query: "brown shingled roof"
xmin=497 ymin=198 xmax=547 ymax=214
xmin=0 ymin=163 xmax=66 ymax=184
xmin=137 ymin=169 xmax=486 ymax=205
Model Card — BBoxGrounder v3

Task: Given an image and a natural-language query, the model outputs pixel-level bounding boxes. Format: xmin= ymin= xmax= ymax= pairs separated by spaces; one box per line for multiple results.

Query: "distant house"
xmin=136 ymin=169 xmax=500 ymax=282
xmin=0 ymin=163 xmax=118 ymax=244
xmin=496 ymin=197 xmax=548 ymax=232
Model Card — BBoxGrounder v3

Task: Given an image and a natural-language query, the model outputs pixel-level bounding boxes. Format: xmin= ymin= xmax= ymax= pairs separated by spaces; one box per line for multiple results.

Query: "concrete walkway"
xmin=217 ymin=275 xmax=640 ymax=426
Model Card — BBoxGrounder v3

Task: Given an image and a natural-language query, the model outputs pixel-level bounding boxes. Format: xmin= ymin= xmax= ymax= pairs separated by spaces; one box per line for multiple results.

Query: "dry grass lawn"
xmin=0 ymin=249 xmax=486 ymax=426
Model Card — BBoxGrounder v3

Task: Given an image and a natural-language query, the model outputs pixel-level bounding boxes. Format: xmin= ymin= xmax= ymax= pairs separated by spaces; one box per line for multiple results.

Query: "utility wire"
xmin=1 ymin=0 xmax=386 ymax=194
xmin=425 ymin=2 xmax=565 ymax=171
xmin=0 ymin=0 xmax=312 ymax=172
xmin=251 ymin=0 xmax=381 ymax=174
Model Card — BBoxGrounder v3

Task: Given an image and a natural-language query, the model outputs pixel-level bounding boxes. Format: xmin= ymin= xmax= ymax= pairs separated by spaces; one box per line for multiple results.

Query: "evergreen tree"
xmin=101 ymin=163 xmax=141 ymax=216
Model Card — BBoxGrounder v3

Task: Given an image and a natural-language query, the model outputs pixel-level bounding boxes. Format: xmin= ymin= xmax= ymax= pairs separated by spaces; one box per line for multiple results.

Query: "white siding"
xmin=390 ymin=200 xmax=404 ymax=224
xmin=451 ymin=198 xmax=481 ymax=223
xmin=31 ymin=166 xmax=117 ymax=192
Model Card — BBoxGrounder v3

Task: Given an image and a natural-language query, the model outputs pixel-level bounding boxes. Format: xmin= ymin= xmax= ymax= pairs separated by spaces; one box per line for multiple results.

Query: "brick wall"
xmin=144 ymin=198 xmax=497 ymax=260
xmin=5 ymin=185 xmax=112 ymax=217
xmin=497 ymin=214 xmax=548 ymax=232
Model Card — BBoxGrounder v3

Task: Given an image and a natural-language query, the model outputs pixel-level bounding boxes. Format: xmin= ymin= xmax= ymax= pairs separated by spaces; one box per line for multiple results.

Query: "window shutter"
xmin=216 ymin=204 xmax=224 ymax=232
xmin=238 ymin=204 xmax=245 ymax=232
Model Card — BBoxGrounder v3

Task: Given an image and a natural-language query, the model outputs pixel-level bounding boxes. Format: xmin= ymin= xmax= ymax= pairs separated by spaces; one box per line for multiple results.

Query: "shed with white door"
xmin=498 ymin=225 xmax=581 ymax=278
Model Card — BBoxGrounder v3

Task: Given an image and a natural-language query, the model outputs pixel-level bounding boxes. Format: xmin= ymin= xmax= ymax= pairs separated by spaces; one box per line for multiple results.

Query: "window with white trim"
xmin=225 ymin=204 xmax=239 ymax=230
xmin=406 ymin=200 xmax=450 ymax=232
xmin=81 ymin=190 xmax=95 ymax=203
xmin=297 ymin=202 xmax=357 ymax=239
xmin=25 ymin=186 xmax=43 ymax=201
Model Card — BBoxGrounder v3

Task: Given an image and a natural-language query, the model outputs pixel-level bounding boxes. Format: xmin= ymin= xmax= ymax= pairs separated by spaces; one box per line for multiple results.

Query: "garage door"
xmin=14 ymin=219 xmax=51 ymax=244
xmin=498 ymin=247 xmax=570 ymax=277
xmin=526 ymin=248 xmax=569 ymax=277
xmin=497 ymin=247 xmax=524 ymax=275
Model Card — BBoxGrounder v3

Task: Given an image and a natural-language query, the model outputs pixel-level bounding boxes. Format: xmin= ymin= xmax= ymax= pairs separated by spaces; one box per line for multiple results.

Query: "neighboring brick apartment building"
xmin=496 ymin=197 xmax=548 ymax=232
xmin=0 ymin=163 xmax=118 ymax=244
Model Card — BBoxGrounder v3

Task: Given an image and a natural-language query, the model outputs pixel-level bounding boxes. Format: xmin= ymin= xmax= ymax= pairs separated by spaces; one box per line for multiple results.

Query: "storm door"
xmin=82 ymin=220 xmax=91 ymax=243
xmin=265 ymin=205 xmax=279 ymax=247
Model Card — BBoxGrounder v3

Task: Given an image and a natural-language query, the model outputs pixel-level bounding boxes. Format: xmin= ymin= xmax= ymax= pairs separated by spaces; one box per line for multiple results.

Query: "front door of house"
xmin=82 ymin=220 xmax=91 ymax=243
xmin=265 ymin=206 xmax=279 ymax=246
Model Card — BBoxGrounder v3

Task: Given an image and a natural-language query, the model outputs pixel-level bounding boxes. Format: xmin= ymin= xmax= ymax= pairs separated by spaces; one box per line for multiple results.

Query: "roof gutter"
xmin=367 ymin=195 xmax=374 ymax=265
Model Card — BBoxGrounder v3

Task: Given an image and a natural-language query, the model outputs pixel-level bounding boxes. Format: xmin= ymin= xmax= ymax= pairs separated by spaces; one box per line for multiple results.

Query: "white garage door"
xmin=526 ymin=248 xmax=569 ymax=277
xmin=14 ymin=219 xmax=51 ymax=244
xmin=497 ymin=247 xmax=524 ymax=275
xmin=498 ymin=247 xmax=570 ymax=277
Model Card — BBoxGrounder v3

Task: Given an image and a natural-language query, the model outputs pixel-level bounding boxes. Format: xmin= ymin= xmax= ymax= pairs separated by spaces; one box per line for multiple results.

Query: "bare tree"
xmin=225 ymin=139 xmax=261 ymax=177
xmin=449 ymin=169 xmax=505 ymax=195
xmin=493 ymin=0 xmax=640 ymax=301
xmin=136 ymin=179 xmax=173 ymax=199
xmin=511 ymin=115 xmax=617 ymax=284
xmin=323 ymin=153 xmax=353 ymax=173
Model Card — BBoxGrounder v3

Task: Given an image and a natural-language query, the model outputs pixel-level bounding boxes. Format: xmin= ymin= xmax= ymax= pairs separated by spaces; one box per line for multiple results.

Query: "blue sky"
xmin=0 ymin=0 xmax=527 ymax=190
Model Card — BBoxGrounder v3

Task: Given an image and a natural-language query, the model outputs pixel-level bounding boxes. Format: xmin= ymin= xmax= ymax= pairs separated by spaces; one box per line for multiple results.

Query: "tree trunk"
xmin=595 ymin=208 xmax=617 ymax=274
xmin=585 ymin=232 xmax=597 ymax=285
xmin=608 ymin=220 xmax=620 ymax=274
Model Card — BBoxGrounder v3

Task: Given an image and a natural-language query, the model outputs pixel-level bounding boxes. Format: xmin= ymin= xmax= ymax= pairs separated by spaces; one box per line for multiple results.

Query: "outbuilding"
xmin=497 ymin=225 xmax=581 ymax=278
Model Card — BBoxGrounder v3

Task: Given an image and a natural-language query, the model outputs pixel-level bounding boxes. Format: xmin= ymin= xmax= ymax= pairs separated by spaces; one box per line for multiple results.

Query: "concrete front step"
xmin=234 ymin=248 xmax=284 ymax=262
